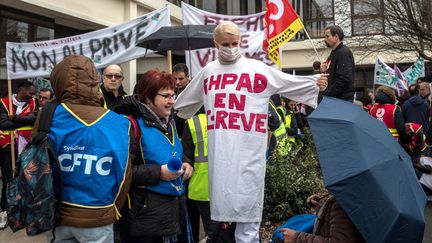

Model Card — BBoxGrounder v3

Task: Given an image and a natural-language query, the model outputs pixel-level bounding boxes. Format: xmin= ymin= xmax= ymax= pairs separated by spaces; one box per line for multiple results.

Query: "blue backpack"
xmin=7 ymin=102 xmax=62 ymax=235
xmin=271 ymin=214 xmax=316 ymax=243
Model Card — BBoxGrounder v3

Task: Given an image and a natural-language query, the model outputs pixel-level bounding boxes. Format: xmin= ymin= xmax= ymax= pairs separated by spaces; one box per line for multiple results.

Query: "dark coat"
xmin=293 ymin=196 xmax=365 ymax=243
xmin=402 ymin=96 xmax=431 ymax=144
xmin=48 ymin=55 xmax=133 ymax=227
xmin=322 ymin=43 xmax=355 ymax=101
xmin=114 ymin=95 xmax=182 ymax=238
xmin=100 ymin=84 xmax=127 ymax=110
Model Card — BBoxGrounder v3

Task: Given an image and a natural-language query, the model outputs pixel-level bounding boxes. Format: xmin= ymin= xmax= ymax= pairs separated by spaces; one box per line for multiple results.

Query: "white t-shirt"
xmin=174 ymin=57 xmax=320 ymax=222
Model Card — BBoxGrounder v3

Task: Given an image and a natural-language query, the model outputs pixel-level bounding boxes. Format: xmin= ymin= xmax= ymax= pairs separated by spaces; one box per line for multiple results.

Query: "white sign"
xmin=6 ymin=7 xmax=171 ymax=80
xmin=374 ymin=57 xmax=397 ymax=88
xmin=403 ymin=57 xmax=425 ymax=85
xmin=181 ymin=2 xmax=276 ymax=77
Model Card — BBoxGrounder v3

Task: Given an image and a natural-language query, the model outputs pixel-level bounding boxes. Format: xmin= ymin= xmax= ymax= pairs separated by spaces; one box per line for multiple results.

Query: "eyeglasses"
xmin=104 ymin=74 xmax=123 ymax=80
xmin=157 ymin=93 xmax=177 ymax=101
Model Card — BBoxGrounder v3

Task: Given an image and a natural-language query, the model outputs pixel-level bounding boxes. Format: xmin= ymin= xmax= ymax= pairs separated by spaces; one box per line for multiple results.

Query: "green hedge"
xmin=263 ymin=128 xmax=324 ymax=222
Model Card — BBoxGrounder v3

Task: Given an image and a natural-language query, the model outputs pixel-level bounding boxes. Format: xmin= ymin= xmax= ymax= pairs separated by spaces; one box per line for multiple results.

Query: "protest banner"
xmin=403 ymin=57 xmax=425 ymax=85
xmin=6 ymin=7 xmax=170 ymax=80
xmin=374 ymin=57 xmax=397 ymax=88
xmin=181 ymin=2 xmax=276 ymax=77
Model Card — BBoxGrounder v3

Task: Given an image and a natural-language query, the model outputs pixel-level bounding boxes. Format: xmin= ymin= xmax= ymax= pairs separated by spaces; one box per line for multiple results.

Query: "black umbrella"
xmin=137 ymin=25 xmax=215 ymax=51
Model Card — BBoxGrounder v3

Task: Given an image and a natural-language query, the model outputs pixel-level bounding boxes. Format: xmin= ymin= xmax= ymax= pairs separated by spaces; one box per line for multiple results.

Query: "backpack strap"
xmin=38 ymin=102 xmax=58 ymax=133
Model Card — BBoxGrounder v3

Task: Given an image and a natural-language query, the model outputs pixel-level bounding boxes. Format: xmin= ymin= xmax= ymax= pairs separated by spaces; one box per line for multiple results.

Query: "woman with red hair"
xmin=114 ymin=69 xmax=193 ymax=242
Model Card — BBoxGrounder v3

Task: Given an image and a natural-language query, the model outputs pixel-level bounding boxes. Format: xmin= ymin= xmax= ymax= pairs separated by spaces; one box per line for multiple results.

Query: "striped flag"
xmin=263 ymin=0 xmax=304 ymax=68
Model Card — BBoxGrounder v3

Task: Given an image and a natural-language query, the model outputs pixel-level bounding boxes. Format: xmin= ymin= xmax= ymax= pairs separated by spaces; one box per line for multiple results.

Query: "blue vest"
xmin=138 ymin=118 xmax=184 ymax=196
xmin=49 ymin=104 xmax=130 ymax=207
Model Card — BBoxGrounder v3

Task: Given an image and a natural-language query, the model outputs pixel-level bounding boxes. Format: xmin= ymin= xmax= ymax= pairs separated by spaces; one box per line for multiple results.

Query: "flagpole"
xmin=302 ymin=28 xmax=321 ymax=62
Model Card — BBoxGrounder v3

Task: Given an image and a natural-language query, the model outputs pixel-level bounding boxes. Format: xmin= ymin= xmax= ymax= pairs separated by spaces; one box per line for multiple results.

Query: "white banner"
xmin=6 ymin=7 xmax=170 ymax=80
xmin=403 ymin=57 xmax=425 ymax=85
xmin=374 ymin=57 xmax=397 ymax=88
xmin=181 ymin=2 xmax=276 ymax=77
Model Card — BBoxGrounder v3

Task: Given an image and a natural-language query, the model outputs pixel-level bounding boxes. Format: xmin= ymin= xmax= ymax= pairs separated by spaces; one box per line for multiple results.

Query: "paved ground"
xmin=1 ymin=201 xmax=431 ymax=242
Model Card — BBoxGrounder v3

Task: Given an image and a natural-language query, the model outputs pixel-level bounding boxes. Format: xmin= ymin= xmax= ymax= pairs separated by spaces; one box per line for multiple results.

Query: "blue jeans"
xmin=53 ymin=224 xmax=113 ymax=243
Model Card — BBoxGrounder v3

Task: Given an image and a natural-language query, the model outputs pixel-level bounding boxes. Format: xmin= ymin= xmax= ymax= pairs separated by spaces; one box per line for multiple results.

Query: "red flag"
xmin=263 ymin=0 xmax=304 ymax=68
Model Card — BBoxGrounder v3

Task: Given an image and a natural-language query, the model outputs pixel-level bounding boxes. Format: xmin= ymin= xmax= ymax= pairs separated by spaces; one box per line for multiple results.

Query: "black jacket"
xmin=402 ymin=96 xmax=431 ymax=144
xmin=0 ymin=98 xmax=36 ymax=131
xmin=322 ymin=43 xmax=355 ymax=101
xmin=114 ymin=95 xmax=182 ymax=238
xmin=101 ymin=84 xmax=127 ymax=109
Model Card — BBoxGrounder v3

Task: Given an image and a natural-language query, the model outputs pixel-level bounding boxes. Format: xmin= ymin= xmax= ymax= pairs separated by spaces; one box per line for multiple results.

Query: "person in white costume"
xmin=174 ymin=21 xmax=328 ymax=243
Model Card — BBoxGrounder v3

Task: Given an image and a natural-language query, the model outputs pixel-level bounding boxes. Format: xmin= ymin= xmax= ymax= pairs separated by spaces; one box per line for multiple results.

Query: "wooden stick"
xmin=168 ymin=50 xmax=172 ymax=73
xmin=7 ymin=79 xmax=16 ymax=177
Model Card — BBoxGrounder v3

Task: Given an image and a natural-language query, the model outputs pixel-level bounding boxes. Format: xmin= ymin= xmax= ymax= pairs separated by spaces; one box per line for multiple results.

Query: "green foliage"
xmin=263 ymin=128 xmax=324 ymax=222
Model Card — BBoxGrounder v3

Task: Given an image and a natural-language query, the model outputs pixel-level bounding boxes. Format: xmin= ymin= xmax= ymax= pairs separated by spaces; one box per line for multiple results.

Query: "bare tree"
xmin=356 ymin=0 xmax=432 ymax=62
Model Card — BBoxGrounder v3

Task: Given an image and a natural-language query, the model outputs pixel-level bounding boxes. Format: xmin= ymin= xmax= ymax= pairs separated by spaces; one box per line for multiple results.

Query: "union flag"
xmin=263 ymin=0 xmax=304 ymax=68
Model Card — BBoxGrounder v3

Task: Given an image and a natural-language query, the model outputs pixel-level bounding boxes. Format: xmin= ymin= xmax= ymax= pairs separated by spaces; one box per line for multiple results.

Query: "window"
xmin=300 ymin=0 xmax=334 ymax=39
xmin=351 ymin=0 xmax=384 ymax=35
xmin=0 ymin=7 xmax=54 ymax=59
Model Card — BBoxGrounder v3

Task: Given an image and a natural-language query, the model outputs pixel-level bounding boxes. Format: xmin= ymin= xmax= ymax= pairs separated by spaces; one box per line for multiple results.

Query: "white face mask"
xmin=217 ymin=46 xmax=242 ymax=63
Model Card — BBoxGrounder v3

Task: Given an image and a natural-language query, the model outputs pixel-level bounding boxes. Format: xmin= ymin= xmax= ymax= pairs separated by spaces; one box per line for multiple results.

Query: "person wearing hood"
xmin=113 ymin=69 xmax=193 ymax=242
xmin=402 ymin=84 xmax=430 ymax=145
xmin=369 ymin=86 xmax=408 ymax=143
xmin=47 ymin=55 xmax=134 ymax=242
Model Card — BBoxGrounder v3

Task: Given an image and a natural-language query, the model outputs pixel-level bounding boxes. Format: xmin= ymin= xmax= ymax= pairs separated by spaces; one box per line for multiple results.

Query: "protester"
xmin=182 ymin=109 xmax=219 ymax=242
xmin=172 ymin=63 xmax=191 ymax=138
xmin=173 ymin=63 xmax=191 ymax=95
xmin=47 ymin=55 xmax=133 ymax=242
xmin=419 ymin=82 xmax=431 ymax=100
xmin=403 ymin=123 xmax=426 ymax=166
xmin=37 ymin=87 xmax=54 ymax=109
xmin=280 ymin=98 xmax=299 ymax=143
xmin=369 ymin=86 xmax=407 ymax=142
xmin=321 ymin=25 xmax=355 ymax=101
xmin=280 ymin=193 xmax=365 ymax=243
xmin=101 ymin=64 xmax=127 ymax=109
xmin=114 ymin=69 xmax=193 ymax=242
xmin=358 ymin=96 xmax=372 ymax=112
xmin=402 ymin=84 xmax=430 ymax=146
xmin=174 ymin=20 xmax=328 ymax=242
xmin=0 ymin=81 xmax=36 ymax=229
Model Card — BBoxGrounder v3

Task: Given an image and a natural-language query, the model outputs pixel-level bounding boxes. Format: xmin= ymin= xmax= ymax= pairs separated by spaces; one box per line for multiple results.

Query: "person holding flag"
xmin=320 ymin=26 xmax=355 ymax=101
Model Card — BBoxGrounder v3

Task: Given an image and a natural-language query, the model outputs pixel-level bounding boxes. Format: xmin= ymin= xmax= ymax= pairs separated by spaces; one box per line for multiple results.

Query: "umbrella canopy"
xmin=137 ymin=25 xmax=215 ymax=51
xmin=308 ymin=97 xmax=426 ymax=243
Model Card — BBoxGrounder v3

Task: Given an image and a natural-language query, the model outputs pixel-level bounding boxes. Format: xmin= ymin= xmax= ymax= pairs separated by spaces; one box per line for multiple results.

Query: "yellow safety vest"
xmin=284 ymin=112 xmax=296 ymax=143
xmin=187 ymin=114 xmax=210 ymax=201
xmin=269 ymin=102 xmax=286 ymax=140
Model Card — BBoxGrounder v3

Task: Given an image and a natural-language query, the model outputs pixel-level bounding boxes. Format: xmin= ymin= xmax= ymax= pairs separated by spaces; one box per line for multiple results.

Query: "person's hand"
xmin=317 ymin=74 xmax=328 ymax=92
xmin=307 ymin=194 xmax=320 ymax=207
xmin=280 ymin=228 xmax=296 ymax=243
xmin=8 ymin=114 xmax=14 ymax=120
xmin=182 ymin=162 xmax=193 ymax=180
xmin=320 ymin=63 xmax=328 ymax=73
xmin=0 ymin=130 xmax=3 ymax=140
xmin=160 ymin=164 xmax=183 ymax=181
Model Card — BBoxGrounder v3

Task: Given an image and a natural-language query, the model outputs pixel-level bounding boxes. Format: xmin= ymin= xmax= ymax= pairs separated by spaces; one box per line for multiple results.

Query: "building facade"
xmin=0 ymin=0 xmax=427 ymax=97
